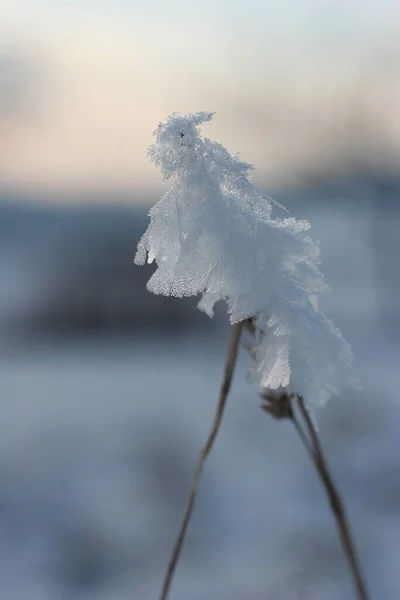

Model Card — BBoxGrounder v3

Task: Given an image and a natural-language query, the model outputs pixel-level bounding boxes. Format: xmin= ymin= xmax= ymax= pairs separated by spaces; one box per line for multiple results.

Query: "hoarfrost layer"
xmin=135 ymin=112 xmax=360 ymax=404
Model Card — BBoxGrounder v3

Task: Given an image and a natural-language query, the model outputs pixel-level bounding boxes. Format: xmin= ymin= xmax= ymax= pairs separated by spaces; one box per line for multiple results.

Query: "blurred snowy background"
xmin=0 ymin=1 xmax=400 ymax=599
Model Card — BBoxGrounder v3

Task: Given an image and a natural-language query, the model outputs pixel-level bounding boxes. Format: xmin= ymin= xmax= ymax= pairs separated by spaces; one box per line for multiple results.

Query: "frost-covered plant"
xmin=135 ymin=112 xmax=368 ymax=600
xmin=135 ymin=111 xmax=359 ymax=406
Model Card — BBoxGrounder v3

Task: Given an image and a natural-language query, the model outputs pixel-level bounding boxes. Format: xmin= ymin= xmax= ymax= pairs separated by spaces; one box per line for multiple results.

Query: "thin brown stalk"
xmin=295 ymin=395 xmax=370 ymax=600
xmin=159 ymin=322 xmax=243 ymax=600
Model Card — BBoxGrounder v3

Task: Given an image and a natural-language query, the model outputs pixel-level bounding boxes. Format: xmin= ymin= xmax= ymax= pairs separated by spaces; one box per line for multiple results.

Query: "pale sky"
xmin=0 ymin=0 xmax=399 ymax=199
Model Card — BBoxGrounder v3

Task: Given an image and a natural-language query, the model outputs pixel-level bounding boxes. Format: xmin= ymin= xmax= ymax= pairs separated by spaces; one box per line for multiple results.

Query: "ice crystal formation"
xmin=135 ymin=112 xmax=360 ymax=405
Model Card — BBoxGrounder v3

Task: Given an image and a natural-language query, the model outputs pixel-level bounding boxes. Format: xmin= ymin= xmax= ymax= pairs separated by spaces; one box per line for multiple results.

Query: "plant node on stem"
xmin=260 ymin=389 xmax=370 ymax=600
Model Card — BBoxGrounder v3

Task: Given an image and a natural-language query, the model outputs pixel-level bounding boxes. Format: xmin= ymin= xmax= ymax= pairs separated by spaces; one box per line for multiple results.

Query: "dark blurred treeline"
xmin=0 ymin=173 xmax=399 ymax=341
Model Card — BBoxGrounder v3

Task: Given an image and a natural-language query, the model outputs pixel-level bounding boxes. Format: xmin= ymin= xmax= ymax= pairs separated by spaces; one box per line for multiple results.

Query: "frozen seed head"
xmin=135 ymin=112 xmax=361 ymax=406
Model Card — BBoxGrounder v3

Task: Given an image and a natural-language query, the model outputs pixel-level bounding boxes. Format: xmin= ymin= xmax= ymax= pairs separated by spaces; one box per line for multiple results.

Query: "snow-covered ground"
xmin=0 ymin=183 xmax=399 ymax=599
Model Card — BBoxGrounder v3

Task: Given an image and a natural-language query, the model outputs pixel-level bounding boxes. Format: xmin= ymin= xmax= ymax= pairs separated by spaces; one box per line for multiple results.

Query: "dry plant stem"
xmin=159 ymin=321 xmax=243 ymax=600
xmin=295 ymin=395 xmax=370 ymax=600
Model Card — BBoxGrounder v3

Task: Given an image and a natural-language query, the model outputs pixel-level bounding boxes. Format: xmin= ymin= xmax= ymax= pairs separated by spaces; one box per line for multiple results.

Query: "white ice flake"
xmin=135 ymin=112 xmax=360 ymax=405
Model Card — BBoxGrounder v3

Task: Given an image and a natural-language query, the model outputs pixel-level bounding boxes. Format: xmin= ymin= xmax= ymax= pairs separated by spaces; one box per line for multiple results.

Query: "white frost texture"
xmin=135 ymin=112 xmax=360 ymax=405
